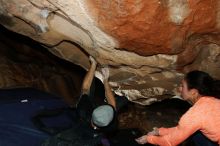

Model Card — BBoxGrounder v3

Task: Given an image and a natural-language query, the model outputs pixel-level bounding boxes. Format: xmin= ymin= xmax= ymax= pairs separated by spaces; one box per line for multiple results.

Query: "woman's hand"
xmin=135 ymin=127 xmax=159 ymax=144
xmin=135 ymin=135 xmax=148 ymax=144
xmin=148 ymin=127 xmax=159 ymax=136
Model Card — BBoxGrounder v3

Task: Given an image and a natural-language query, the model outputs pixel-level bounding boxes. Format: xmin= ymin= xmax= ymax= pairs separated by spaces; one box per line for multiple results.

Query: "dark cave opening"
xmin=0 ymin=24 xmax=87 ymax=105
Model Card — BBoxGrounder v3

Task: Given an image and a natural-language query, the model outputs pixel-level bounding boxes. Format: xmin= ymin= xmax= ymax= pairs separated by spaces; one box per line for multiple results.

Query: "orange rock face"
xmin=87 ymin=0 xmax=219 ymax=58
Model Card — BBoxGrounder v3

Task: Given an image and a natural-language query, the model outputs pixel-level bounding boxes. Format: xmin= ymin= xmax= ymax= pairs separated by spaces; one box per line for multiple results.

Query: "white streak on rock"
xmin=40 ymin=9 xmax=49 ymax=18
xmin=114 ymin=87 xmax=166 ymax=105
xmin=115 ymin=89 xmax=147 ymax=100
xmin=168 ymin=0 xmax=190 ymax=25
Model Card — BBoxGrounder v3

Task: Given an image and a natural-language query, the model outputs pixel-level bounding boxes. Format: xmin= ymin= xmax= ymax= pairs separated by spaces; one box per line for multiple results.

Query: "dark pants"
xmin=192 ymin=131 xmax=218 ymax=146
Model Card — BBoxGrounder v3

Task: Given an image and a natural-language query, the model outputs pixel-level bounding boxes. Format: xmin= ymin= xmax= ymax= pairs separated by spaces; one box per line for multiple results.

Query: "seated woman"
xmin=136 ymin=70 xmax=220 ymax=146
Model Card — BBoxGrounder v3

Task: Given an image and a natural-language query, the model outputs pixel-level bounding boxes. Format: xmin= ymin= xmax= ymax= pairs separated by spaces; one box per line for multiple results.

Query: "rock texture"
xmin=0 ymin=0 xmax=220 ymax=105
xmin=0 ymin=26 xmax=84 ymax=105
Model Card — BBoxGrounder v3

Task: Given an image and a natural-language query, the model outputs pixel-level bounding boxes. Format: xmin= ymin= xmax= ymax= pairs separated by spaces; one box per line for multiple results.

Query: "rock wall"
xmin=0 ymin=0 xmax=220 ymax=105
xmin=0 ymin=25 xmax=84 ymax=105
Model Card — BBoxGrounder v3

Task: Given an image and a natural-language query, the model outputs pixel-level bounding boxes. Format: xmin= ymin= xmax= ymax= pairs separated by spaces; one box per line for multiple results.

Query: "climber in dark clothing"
xmin=42 ymin=56 xmax=126 ymax=146
xmin=76 ymin=56 xmax=118 ymax=133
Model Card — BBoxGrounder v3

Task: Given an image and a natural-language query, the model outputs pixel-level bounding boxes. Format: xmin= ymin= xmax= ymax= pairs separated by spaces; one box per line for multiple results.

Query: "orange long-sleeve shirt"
xmin=147 ymin=96 xmax=220 ymax=146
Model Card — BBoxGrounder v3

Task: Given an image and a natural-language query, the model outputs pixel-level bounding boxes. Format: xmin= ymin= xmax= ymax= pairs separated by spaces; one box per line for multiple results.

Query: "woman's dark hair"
xmin=185 ymin=70 xmax=220 ymax=98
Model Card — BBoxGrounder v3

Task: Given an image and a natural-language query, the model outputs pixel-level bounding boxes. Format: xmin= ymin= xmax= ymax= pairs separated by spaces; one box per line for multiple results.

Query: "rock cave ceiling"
xmin=0 ymin=0 xmax=220 ymax=105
